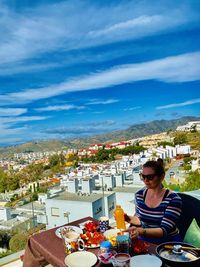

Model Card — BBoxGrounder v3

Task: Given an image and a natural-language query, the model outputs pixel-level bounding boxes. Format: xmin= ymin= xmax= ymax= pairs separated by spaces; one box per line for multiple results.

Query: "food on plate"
xmin=60 ymin=227 xmax=76 ymax=238
xmin=84 ymin=221 xmax=98 ymax=233
xmin=132 ymin=239 xmax=149 ymax=254
xmin=106 ymin=234 xmax=117 ymax=247
xmin=104 ymin=229 xmax=122 ymax=247
xmin=80 ymin=231 xmax=105 ymax=247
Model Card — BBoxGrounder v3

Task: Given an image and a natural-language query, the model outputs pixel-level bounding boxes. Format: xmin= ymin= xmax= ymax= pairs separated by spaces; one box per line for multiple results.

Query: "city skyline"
xmin=0 ymin=0 xmax=200 ymax=146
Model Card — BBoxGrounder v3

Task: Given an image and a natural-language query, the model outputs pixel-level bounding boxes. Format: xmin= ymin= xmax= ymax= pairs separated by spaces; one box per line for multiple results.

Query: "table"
xmin=23 ymin=216 xmax=157 ymax=267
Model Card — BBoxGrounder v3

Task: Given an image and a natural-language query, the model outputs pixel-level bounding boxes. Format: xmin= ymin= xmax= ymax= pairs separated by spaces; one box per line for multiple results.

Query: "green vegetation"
xmin=157 ymin=141 xmax=174 ymax=147
xmin=0 ymin=251 xmax=12 ymax=258
xmin=186 ymin=132 xmax=200 ymax=150
xmin=173 ymin=132 xmax=188 ymax=145
xmin=9 ymin=232 xmax=29 ymax=252
xmin=164 ymin=168 xmax=200 ymax=192
xmin=0 ymin=224 xmax=46 ymax=258
xmin=81 ymin=145 xmax=145 ymax=163
xmin=181 ymin=170 xmax=200 ymax=191
xmin=0 ymin=116 xmax=198 ymax=158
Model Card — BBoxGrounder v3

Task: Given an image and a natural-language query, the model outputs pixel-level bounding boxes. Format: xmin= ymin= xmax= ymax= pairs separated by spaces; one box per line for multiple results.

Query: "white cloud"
xmin=0 ymin=108 xmax=27 ymax=116
xmin=35 ymin=104 xmax=85 ymax=112
xmin=123 ymin=106 xmax=141 ymax=111
xmin=0 ymin=115 xmax=49 ymax=146
xmin=0 ymin=52 xmax=199 ymax=105
xmin=156 ymin=98 xmax=200 ymax=109
xmin=0 ymin=0 xmax=198 ymax=66
xmin=0 ymin=116 xmax=48 ymax=124
xmin=86 ymin=99 xmax=119 ymax=105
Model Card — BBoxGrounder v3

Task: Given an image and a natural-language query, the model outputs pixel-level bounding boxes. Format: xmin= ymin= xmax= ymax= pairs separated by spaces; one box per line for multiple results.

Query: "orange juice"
xmin=114 ymin=205 xmax=126 ymax=230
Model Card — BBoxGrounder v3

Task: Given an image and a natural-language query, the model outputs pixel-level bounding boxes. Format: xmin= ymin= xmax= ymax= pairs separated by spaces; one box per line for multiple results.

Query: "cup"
xmin=99 ymin=216 xmax=109 ymax=233
xmin=61 ymin=231 xmax=85 ymax=254
xmin=116 ymin=235 xmax=130 ymax=254
xmin=111 ymin=253 xmax=131 ymax=267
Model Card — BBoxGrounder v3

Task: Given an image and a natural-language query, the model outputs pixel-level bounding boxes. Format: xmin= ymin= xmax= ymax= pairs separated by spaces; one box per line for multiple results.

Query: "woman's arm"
xmin=125 ymin=226 xmax=164 ymax=239
xmin=124 ymin=213 xmax=141 ymax=226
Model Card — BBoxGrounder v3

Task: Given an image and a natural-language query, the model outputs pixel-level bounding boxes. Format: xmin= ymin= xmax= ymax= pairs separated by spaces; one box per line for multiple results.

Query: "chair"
xmin=177 ymin=193 xmax=200 ymax=239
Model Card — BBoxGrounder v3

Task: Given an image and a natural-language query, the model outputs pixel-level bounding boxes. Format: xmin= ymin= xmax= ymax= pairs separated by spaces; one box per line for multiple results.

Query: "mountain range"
xmin=0 ymin=116 xmax=199 ymax=158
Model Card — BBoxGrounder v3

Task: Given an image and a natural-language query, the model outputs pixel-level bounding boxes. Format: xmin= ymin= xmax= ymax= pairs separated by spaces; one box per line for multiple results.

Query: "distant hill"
xmin=0 ymin=116 xmax=199 ymax=158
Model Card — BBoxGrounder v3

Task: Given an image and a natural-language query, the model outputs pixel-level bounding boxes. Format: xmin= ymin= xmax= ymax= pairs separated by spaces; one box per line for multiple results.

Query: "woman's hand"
xmin=123 ymin=226 xmax=139 ymax=239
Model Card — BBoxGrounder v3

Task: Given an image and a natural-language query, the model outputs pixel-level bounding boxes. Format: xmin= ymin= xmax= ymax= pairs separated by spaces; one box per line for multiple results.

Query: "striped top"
xmin=135 ymin=187 xmax=182 ymax=239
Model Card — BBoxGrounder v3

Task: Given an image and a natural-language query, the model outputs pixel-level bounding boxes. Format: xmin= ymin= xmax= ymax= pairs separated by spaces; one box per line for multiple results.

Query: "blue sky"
xmin=0 ymin=0 xmax=200 ymax=146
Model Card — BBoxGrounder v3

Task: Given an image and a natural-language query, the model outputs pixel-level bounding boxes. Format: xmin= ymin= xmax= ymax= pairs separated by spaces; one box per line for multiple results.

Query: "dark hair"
xmin=143 ymin=159 xmax=165 ymax=177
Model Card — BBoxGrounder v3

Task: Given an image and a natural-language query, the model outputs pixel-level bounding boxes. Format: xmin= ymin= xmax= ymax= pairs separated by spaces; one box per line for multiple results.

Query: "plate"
xmin=79 ymin=220 xmax=93 ymax=230
xmin=130 ymin=255 xmax=162 ymax=267
xmin=64 ymin=251 xmax=97 ymax=267
xmin=55 ymin=225 xmax=83 ymax=239
xmin=103 ymin=228 xmax=120 ymax=239
xmin=80 ymin=231 xmax=105 ymax=248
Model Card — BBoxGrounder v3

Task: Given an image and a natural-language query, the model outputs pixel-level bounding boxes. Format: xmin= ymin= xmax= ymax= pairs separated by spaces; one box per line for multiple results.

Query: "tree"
xmin=7 ymin=174 xmax=19 ymax=191
xmin=174 ymin=132 xmax=187 ymax=145
xmin=0 ymin=168 xmax=8 ymax=193
xmin=190 ymin=125 xmax=197 ymax=133
xmin=157 ymin=141 xmax=174 ymax=148
xmin=181 ymin=170 xmax=200 ymax=191
xmin=9 ymin=232 xmax=29 ymax=252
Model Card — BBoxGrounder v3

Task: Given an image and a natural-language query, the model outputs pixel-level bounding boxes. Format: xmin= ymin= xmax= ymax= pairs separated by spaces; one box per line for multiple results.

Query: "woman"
xmin=125 ymin=159 xmax=182 ymax=244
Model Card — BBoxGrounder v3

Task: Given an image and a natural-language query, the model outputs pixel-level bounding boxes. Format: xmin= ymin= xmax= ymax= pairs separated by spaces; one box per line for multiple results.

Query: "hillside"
xmin=0 ymin=116 xmax=199 ymax=158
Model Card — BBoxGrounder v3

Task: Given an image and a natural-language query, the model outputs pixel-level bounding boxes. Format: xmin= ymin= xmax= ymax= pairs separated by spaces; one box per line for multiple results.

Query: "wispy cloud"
xmin=0 ymin=115 xmax=49 ymax=146
xmin=43 ymin=120 xmax=116 ymax=135
xmin=123 ymin=106 xmax=141 ymax=111
xmin=0 ymin=0 xmax=198 ymax=67
xmin=0 ymin=52 xmax=199 ymax=105
xmin=0 ymin=108 xmax=27 ymax=116
xmin=86 ymin=99 xmax=119 ymax=105
xmin=0 ymin=116 xmax=48 ymax=124
xmin=156 ymin=98 xmax=200 ymax=109
xmin=35 ymin=104 xmax=85 ymax=112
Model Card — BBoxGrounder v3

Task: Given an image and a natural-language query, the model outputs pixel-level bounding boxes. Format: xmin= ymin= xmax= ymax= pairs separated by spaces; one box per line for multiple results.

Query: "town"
xmin=0 ymin=120 xmax=199 ymax=266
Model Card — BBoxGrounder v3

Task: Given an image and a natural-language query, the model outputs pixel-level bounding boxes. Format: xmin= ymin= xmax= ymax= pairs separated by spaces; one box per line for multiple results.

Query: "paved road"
xmin=165 ymin=160 xmax=186 ymax=184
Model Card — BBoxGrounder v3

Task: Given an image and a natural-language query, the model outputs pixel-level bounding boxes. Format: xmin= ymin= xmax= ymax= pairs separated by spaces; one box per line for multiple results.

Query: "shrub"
xmin=9 ymin=233 xmax=29 ymax=252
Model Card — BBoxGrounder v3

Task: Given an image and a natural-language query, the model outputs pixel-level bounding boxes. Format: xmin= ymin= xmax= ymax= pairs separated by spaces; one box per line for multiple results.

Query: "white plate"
xmin=64 ymin=251 xmax=97 ymax=267
xmin=55 ymin=225 xmax=83 ymax=239
xmin=130 ymin=254 xmax=162 ymax=267
xmin=103 ymin=228 xmax=120 ymax=239
xmin=79 ymin=220 xmax=93 ymax=230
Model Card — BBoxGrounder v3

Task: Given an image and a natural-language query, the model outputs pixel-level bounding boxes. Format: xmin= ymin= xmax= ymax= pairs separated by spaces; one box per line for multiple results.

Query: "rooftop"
xmin=113 ymin=186 xmax=143 ymax=193
xmin=16 ymin=201 xmax=45 ymax=212
xmin=51 ymin=191 xmax=113 ymax=202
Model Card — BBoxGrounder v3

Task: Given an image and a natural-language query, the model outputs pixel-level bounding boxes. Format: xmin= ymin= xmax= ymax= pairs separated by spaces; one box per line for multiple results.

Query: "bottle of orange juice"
xmin=114 ymin=205 xmax=126 ymax=230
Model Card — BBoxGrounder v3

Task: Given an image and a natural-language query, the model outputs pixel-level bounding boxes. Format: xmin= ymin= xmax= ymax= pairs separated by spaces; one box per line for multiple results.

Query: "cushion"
xmin=183 ymin=219 xmax=200 ymax=247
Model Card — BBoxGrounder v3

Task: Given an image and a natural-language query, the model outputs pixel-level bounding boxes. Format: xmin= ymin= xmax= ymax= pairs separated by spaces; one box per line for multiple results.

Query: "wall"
xmin=45 ymin=198 xmax=93 ymax=229
xmin=115 ymin=191 xmax=137 ymax=216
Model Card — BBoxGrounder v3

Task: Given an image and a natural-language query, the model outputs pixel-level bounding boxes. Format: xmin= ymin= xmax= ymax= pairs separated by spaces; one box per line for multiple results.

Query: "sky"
xmin=0 ymin=0 xmax=200 ymax=146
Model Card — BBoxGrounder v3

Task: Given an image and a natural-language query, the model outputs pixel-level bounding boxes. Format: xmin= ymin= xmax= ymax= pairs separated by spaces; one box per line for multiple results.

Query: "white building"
xmin=176 ymin=121 xmax=200 ymax=131
xmin=191 ymin=159 xmax=199 ymax=171
xmin=45 ymin=191 xmax=116 ymax=229
xmin=114 ymin=172 xmax=125 ymax=187
xmin=0 ymin=207 xmax=12 ymax=221
xmin=99 ymin=174 xmax=116 ymax=190
xmin=176 ymin=145 xmax=191 ymax=155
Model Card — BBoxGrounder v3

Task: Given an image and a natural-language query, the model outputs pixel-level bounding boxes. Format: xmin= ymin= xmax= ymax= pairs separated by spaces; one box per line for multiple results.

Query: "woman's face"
xmin=141 ymin=167 xmax=163 ymax=189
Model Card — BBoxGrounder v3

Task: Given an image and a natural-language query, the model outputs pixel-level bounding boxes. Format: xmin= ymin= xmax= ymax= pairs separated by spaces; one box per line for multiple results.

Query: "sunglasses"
xmin=140 ymin=173 xmax=157 ymax=181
